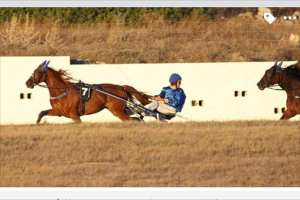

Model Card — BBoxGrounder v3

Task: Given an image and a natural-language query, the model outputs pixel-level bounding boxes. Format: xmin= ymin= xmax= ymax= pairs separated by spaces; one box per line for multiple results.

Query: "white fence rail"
xmin=0 ymin=56 xmax=298 ymax=124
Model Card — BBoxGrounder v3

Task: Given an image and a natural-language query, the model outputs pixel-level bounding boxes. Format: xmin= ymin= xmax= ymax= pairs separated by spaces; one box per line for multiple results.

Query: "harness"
xmin=50 ymin=86 xmax=70 ymax=100
xmin=31 ymin=63 xmax=185 ymax=121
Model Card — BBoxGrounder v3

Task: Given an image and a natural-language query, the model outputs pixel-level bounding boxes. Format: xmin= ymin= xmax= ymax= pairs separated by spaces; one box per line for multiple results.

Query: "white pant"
xmin=145 ymin=100 xmax=176 ymax=115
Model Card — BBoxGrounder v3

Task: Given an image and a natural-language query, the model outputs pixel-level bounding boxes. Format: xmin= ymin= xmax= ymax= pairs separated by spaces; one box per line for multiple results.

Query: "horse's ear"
xmin=274 ymin=60 xmax=278 ymax=66
xmin=42 ymin=60 xmax=49 ymax=73
xmin=41 ymin=60 xmax=47 ymax=66
xmin=278 ymin=61 xmax=283 ymax=68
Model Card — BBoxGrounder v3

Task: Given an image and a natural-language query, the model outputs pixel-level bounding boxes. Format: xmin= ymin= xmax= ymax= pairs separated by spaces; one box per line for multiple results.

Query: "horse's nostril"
xmin=257 ymin=85 xmax=264 ymax=90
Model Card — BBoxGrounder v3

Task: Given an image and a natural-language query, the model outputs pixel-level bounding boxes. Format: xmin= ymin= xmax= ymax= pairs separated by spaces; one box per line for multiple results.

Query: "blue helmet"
xmin=169 ymin=73 xmax=182 ymax=84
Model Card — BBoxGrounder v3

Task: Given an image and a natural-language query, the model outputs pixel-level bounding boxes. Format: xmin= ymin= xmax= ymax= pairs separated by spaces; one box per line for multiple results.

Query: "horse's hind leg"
xmin=36 ymin=109 xmax=60 ymax=123
xmin=109 ymin=107 xmax=132 ymax=121
xmin=115 ymin=112 xmax=132 ymax=121
xmin=280 ymin=109 xmax=296 ymax=120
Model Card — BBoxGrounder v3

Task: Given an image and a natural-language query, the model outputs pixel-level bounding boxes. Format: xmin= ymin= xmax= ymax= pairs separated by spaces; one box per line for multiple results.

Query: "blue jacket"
xmin=158 ymin=86 xmax=186 ymax=112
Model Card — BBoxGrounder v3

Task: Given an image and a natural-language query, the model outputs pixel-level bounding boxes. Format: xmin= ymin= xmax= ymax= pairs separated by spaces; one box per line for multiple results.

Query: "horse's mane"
xmin=286 ymin=64 xmax=299 ymax=71
xmin=284 ymin=62 xmax=300 ymax=77
xmin=49 ymin=67 xmax=76 ymax=85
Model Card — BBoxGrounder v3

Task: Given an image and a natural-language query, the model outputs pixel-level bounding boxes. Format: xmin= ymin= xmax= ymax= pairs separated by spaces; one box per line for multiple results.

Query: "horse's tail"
xmin=123 ymin=85 xmax=152 ymax=105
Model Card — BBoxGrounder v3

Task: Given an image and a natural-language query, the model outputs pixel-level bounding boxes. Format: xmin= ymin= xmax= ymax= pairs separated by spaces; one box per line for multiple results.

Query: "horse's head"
xmin=257 ymin=61 xmax=284 ymax=90
xmin=26 ymin=60 xmax=50 ymax=89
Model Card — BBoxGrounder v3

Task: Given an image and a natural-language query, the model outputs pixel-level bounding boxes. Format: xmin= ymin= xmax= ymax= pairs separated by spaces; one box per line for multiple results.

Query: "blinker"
xmin=42 ymin=60 xmax=50 ymax=73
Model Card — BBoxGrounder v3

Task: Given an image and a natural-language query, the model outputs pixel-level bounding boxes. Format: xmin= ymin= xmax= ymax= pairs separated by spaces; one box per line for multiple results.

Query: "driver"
xmin=143 ymin=73 xmax=186 ymax=116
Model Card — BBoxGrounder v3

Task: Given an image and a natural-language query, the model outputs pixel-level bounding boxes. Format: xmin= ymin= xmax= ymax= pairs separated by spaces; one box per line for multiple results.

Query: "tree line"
xmin=0 ymin=8 xmax=215 ymax=24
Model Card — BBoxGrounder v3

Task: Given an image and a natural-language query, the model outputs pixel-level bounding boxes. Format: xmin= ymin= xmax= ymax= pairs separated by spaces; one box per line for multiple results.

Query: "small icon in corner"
xmin=264 ymin=13 xmax=276 ymax=24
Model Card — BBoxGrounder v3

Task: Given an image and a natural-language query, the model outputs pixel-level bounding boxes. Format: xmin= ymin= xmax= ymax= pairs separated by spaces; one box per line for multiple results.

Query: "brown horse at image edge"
xmin=257 ymin=60 xmax=300 ymax=119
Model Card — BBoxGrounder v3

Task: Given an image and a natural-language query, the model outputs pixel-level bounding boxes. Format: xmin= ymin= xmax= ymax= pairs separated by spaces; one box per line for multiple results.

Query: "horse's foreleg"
xmin=70 ymin=114 xmax=82 ymax=123
xmin=36 ymin=109 xmax=60 ymax=123
xmin=280 ymin=109 xmax=296 ymax=120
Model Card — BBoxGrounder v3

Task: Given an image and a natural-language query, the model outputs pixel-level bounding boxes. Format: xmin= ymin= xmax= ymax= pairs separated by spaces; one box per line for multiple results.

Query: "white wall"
xmin=0 ymin=56 xmax=299 ymax=124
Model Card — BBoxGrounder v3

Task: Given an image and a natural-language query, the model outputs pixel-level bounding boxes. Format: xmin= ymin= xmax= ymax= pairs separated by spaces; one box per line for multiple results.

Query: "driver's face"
xmin=176 ymin=81 xmax=181 ymax=88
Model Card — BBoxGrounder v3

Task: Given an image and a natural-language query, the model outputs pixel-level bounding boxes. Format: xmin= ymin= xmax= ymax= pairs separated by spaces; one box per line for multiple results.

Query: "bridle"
xmin=31 ymin=70 xmax=48 ymax=87
xmin=265 ymin=67 xmax=285 ymax=91
xmin=31 ymin=68 xmax=80 ymax=99
xmin=30 ymin=60 xmax=78 ymax=100
xmin=32 ymin=63 xmax=77 ymax=89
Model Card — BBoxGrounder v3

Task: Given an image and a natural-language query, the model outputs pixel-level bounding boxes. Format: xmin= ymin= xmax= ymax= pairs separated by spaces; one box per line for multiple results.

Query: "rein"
xmin=50 ymin=86 xmax=69 ymax=100
xmin=32 ymin=65 xmax=151 ymax=101
xmin=288 ymin=95 xmax=300 ymax=99
xmin=37 ymin=84 xmax=80 ymax=100
xmin=37 ymin=83 xmax=77 ymax=89
xmin=267 ymin=86 xmax=285 ymax=91
xmin=37 ymin=81 xmax=150 ymax=100
xmin=267 ymin=86 xmax=300 ymax=91
xmin=267 ymin=85 xmax=300 ymax=98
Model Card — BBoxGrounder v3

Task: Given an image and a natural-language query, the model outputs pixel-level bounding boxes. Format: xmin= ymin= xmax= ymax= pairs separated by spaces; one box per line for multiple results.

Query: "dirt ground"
xmin=0 ymin=121 xmax=299 ymax=187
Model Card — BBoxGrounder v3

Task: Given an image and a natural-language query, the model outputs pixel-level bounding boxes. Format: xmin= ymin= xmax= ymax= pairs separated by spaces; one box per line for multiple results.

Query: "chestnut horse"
xmin=257 ymin=60 xmax=300 ymax=119
xmin=25 ymin=60 xmax=151 ymax=123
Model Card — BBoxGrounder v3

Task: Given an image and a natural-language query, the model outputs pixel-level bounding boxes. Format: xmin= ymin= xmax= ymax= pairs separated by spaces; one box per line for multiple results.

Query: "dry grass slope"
xmin=0 ymin=121 xmax=299 ymax=187
xmin=1 ymin=14 xmax=300 ymax=63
